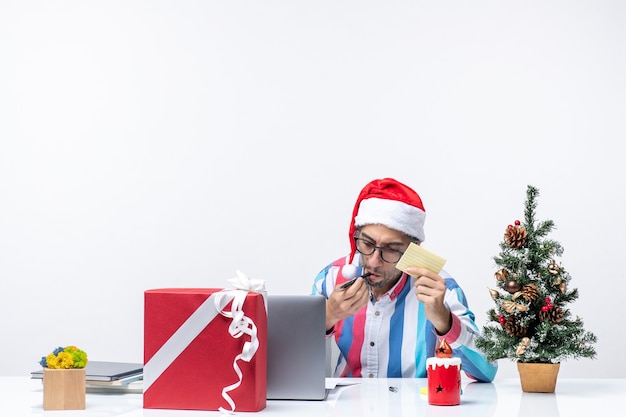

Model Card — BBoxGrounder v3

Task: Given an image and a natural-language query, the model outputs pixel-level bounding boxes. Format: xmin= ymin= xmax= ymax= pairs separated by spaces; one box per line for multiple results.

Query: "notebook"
xmin=31 ymin=361 xmax=143 ymax=383
xmin=266 ymin=294 xmax=327 ymax=400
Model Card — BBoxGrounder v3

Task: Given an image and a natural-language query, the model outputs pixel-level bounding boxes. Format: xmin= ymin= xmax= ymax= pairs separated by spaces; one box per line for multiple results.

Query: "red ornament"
xmin=541 ymin=305 xmax=550 ymax=312
xmin=514 ymin=220 xmax=521 ymax=225
xmin=545 ymin=297 xmax=552 ymax=304
xmin=498 ymin=315 xmax=505 ymax=326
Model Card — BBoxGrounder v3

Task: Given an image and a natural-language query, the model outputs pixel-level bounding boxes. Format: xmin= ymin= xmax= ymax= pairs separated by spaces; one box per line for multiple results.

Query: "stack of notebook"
xmin=31 ymin=361 xmax=143 ymax=392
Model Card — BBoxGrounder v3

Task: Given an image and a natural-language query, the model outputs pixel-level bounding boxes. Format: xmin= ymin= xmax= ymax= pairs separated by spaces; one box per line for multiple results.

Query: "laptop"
xmin=266 ymin=294 xmax=327 ymax=400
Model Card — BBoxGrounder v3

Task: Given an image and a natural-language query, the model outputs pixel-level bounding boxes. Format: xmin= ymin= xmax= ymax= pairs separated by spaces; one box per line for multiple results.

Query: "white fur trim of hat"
xmin=354 ymin=197 xmax=426 ymax=242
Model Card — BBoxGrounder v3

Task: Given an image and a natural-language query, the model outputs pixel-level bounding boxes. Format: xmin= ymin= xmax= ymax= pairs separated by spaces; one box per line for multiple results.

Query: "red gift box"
xmin=143 ymin=288 xmax=267 ymax=412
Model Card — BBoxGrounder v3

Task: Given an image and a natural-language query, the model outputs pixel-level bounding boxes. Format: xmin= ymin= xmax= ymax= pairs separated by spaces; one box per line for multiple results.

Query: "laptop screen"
xmin=266 ymin=294 xmax=327 ymax=400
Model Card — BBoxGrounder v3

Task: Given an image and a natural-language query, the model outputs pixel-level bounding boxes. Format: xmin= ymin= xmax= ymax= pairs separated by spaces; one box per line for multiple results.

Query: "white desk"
xmin=3 ymin=377 xmax=623 ymax=416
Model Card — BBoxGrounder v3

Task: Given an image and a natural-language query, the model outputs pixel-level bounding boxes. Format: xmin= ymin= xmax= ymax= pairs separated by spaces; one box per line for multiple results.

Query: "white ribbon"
xmin=216 ymin=271 xmax=266 ymax=414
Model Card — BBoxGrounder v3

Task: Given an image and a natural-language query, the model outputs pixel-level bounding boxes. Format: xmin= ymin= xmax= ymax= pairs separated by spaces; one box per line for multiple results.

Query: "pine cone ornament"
xmin=540 ymin=306 xmax=564 ymax=323
xmin=521 ymin=283 xmax=539 ymax=302
xmin=504 ymin=224 xmax=527 ymax=248
xmin=504 ymin=317 xmax=528 ymax=337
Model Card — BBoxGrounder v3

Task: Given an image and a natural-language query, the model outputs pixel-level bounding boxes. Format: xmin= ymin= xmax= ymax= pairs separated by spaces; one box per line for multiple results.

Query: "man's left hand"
xmin=406 ymin=266 xmax=452 ymax=335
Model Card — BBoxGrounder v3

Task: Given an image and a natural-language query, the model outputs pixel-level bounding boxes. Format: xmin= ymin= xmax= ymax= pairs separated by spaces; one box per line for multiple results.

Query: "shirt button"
xmin=375 ymin=311 xmax=380 ymax=316
xmin=368 ymin=373 xmax=374 ymax=378
xmin=370 ymin=341 xmax=375 ymax=347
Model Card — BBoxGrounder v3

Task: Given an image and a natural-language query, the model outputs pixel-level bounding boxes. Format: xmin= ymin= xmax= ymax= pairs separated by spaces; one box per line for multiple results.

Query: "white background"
xmin=1 ymin=1 xmax=624 ymax=380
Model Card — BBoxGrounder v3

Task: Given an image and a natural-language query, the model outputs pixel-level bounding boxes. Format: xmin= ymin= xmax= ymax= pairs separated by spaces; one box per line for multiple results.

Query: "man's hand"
xmin=407 ymin=266 xmax=452 ymax=334
xmin=325 ymin=278 xmax=370 ymax=332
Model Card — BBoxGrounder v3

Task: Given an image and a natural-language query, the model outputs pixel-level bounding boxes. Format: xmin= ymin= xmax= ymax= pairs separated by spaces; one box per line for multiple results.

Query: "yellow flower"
xmin=56 ymin=352 xmax=75 ymax=369
xmin=46 ymin=352 xmax=75 ymax=369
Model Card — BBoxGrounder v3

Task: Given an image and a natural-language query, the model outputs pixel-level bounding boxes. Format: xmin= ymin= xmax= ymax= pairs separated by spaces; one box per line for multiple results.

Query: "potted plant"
xmin=475 ymin=185 xmax=597 ymax=392
xmin=39 ymin=345 xmax=88 ymax=410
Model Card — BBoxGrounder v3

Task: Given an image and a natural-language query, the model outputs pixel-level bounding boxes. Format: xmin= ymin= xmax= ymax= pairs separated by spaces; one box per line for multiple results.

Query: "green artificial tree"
xmin=476 ymin=185 xmax=597 ymax=365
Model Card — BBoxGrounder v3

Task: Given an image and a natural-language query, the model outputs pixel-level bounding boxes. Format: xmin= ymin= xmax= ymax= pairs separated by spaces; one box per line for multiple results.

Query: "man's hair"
xmin=353 ymin=226 xmax=421 ymax=244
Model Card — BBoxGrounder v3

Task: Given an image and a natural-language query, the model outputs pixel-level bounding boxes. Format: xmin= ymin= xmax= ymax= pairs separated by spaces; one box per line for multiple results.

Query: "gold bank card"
xmin=395 ymin=242 xmax=446 ymax=274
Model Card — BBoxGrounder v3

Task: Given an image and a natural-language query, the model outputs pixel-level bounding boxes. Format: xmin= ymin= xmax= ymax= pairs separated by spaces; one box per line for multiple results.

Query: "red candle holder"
xmin=426 ymin=357 xmax=462 ymax=406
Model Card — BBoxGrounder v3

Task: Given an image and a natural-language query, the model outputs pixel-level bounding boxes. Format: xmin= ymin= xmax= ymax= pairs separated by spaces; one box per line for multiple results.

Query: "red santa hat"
xmin=349 ymin=178 xmax=426 ymax=262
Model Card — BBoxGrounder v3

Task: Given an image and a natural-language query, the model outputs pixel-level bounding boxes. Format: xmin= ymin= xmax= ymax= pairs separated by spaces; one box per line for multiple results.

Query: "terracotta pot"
xmin=43 ymin=367 xmax=86 ymax=410
xmin=516 ymin=362 xmax=560 ymax=393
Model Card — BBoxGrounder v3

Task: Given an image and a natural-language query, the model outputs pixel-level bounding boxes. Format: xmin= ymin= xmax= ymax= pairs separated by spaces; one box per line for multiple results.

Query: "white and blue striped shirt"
xmin=312 ymin=254 xmax=497 ymax=382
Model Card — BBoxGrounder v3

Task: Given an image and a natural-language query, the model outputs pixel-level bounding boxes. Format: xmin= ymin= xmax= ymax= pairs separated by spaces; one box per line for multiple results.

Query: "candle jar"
xmin=426 ymin=357 xmax=462 ymax=406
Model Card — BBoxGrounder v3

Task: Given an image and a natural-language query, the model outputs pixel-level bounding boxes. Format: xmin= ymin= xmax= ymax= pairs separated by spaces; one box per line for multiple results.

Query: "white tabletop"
xmin=3 ymin=377 xmax=624 ymax=416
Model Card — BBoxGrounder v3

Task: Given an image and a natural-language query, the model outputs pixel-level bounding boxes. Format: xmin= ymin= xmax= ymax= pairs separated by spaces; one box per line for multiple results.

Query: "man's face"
xmin=357 ymin=224 xmax=413 ymax=292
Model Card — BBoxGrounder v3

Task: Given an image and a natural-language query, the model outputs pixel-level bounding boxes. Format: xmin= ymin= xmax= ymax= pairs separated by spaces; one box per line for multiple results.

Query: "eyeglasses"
xmin=354 ymin=238 xmax=405 ymax=264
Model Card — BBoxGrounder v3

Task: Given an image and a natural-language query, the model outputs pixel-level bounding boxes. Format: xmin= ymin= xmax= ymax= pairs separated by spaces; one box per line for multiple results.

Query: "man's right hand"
xmin=325 ymin=278 xmax=370 ymax=332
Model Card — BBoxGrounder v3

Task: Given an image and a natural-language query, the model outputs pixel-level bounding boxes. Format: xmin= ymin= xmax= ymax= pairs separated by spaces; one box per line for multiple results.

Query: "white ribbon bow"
xmin=228 ymin=270 xmax=266 ymax=293
xmin=214 ymin=271 xmax=266 ymax=414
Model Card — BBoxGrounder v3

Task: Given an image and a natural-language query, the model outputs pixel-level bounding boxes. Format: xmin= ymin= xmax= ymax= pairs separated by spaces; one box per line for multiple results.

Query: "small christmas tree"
xmin=476 ymin=185 xmax=597 ymax=364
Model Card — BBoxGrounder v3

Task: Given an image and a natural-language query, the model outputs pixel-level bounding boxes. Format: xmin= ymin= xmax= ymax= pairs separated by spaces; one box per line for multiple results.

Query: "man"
xmin=312 ymin=178 xmax=497 ymax=381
